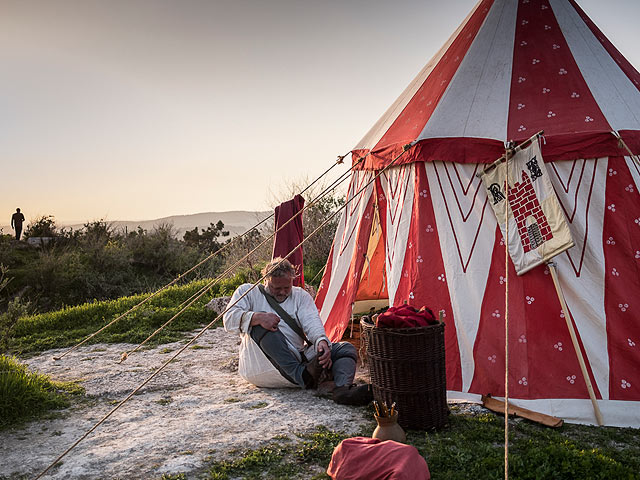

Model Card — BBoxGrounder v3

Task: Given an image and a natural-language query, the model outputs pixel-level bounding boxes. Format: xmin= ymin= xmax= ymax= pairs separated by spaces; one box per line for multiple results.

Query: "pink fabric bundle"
xmin=327 ymin=437 xmax=430 ymax=480
xmin=375 ymin=305 xmax=437 ymax=329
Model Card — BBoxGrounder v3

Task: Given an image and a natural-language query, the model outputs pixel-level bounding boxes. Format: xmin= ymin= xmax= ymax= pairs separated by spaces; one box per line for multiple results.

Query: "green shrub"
xmin=23 ymin=215 xmax=58 ymax=238
xmin=0 ymin=297 xmax=32 ymax=351
xmin=304 ymin=260 xmax=327 ymax=288
xmin=0 ymin=218 xmax=226 ymax=314
xmin=183 ymin=221 xmax=229 ymax=255
xmin=0 ymin=354 xmax=84 ymax=428
xmin=126 ymin=223 xmax=201 ymax=276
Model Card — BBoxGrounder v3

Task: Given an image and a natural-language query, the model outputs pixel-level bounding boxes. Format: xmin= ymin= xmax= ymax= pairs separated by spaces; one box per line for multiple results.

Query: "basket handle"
xmin=361 ymin=315 xmax=375 ymax=327
xmin=438 ymin=310 xmax=445 ymax=324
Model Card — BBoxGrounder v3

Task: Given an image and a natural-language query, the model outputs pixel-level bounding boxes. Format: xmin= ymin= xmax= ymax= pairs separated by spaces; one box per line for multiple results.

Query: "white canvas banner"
xmin=481 ymin=139 xmax=574 ymax=275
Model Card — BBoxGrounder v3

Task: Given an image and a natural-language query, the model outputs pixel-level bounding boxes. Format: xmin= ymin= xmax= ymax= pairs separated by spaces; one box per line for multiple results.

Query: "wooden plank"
xmin=482 ymin=395 xmax=564 ymax=428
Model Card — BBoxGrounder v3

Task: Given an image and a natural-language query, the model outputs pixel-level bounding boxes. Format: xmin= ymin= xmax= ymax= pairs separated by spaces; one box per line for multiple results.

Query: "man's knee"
xmin=332 ymin=341 xmax=357 ymax=362
xmin=250 ymin=326 xmax=290 ymax=356
xmin=249 ymin=325 xmax=270 ymax=344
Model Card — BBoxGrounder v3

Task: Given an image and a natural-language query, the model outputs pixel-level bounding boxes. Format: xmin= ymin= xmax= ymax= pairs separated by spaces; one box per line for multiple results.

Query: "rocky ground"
xmin=0 ymin=328 xmax=373 ymax=479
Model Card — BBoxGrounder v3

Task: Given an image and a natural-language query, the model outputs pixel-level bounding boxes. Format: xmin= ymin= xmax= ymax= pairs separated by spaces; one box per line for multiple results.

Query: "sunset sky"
xmin=2 ymin=0 xmax=639 ymax=224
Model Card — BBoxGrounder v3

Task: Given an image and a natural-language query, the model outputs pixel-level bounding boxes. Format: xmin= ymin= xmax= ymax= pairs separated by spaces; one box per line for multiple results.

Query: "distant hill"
xmin=1 ymin=211 xmax=272 ymax=239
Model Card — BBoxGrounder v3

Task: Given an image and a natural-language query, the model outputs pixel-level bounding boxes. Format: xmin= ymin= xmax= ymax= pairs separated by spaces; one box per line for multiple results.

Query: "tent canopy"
xmin=352 ymin=0 xmax=640 ymax=170
xmin=316 ymin=0 xmax=640 ymax=427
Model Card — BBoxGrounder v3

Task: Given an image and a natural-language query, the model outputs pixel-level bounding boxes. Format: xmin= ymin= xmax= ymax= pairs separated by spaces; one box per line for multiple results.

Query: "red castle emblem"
xmin=507 ymin=171 xmax=553 ymax=253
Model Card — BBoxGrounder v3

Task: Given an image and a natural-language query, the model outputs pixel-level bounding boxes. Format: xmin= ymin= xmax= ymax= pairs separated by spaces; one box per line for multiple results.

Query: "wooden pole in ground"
xmin=547 ymin=261 xmax=604 ymax=426
xmin=503 ymin=145 xmax=512 ymax=480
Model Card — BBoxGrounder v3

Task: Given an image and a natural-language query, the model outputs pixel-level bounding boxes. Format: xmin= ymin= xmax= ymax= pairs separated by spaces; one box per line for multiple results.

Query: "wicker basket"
xmin=361 ymin=318 xmax=449 ymax=430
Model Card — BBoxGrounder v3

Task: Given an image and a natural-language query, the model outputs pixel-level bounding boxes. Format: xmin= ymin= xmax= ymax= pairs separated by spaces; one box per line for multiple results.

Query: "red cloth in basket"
xmin=376 ymin=305 xmax=437 ymax=328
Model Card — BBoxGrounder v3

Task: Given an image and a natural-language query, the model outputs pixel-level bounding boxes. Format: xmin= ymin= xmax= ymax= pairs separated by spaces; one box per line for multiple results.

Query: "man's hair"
xmin=262 ymin=257 xmax=297 ymax=279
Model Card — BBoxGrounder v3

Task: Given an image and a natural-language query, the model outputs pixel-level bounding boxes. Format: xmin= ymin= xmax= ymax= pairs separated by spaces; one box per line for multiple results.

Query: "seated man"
xmin=223 ymin=258 xmax=371 ymax=405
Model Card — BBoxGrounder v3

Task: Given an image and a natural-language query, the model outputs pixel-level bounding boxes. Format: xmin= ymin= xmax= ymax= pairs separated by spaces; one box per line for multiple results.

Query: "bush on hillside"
xmin=1 ymin=192 xmax=343 ymax=315
xmin=183 ymin=220 xmax=230 ymax=255
xmin=221 ymin=227 xmax=271 ymax=282
xmin=0 ymin=297 xmax=32 ymax=352
xmin=23 ymin=215 xmax=58 ymax=239
xmin=127 ymin=223 xmax=201 ymax=275
xmin=0 ymin=264 xmax=9 ymax=294
xmin=0 ymin=218 xmax=223 ymax=314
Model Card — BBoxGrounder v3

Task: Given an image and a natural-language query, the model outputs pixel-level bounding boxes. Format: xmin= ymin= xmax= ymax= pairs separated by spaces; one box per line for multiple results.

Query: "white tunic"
xmin=223 ymin=283 xmax=330 ymax=388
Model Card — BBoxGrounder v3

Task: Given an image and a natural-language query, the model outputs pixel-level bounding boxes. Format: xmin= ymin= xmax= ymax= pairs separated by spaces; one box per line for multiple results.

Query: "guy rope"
xmin=119 ymin=155 xmax=365 ymax=362
xmin=34 ymin=145 xmax=412 ymax=480
xmin=170 ymin=156 xmax=362 ymax=318
xmin=52 ymin=152 xmax=352 ymax=363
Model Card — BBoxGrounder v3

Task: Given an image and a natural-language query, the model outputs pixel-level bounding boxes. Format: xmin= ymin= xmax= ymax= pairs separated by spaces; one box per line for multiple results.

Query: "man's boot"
xmin=332 ymin=384 xmax=373 ymax=406
xmin=302 ymin=356 xmax=324 ymax=389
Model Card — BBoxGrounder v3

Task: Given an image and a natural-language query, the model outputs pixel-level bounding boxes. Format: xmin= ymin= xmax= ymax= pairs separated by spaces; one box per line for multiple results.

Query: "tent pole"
xmin=547 ymin=262 xmax=604 ymax=426
xmin=503 ymin=143 xmax=511 ymax=480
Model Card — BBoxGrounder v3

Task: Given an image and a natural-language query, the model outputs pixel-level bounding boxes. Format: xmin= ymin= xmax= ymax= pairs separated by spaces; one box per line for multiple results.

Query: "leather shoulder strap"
xmin=258 ymin=285 xmax=310 ymax=345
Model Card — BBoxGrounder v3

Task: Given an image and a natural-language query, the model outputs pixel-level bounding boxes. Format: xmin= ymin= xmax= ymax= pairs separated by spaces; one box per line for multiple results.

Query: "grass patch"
xmin=408 ymin=408 xmax=640 ymax=479
xmin=205 ymin=426 xmax=350 ymax=480
xmin=3 ymin=279 xmax=225 ymax=355
xmin=0 ymin=355 xmax=84 ymax=429
xmin=160 ymin=474 xmax=186 ymax=480
xmin=247 ymin=401 xmax=268 ymax=410
xmin=200 ymin=413 xmax=640 ymax=480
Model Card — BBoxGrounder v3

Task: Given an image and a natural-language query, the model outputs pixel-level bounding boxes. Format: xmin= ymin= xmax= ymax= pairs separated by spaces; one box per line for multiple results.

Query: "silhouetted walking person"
xmin=11 ymin=208 xmax=25 ymax=241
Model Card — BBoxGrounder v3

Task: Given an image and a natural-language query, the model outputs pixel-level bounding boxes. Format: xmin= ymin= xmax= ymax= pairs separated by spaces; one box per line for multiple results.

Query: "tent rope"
xmin=119 ymin=155 xmax=364 ymax=362
xmin=308 ymin=263 xmax=327 ymax=286
xmin=53 ymin=221 xmax=268 ymax=362
xmin=174 ymin=156 xmax=361 ymax=313
xmin=298 ymin=152 xmax=348 ymax=197
xmin=53 ymin=152 xmax=351 ymax=363
xmin=34 ymin=145 xmax=411 ymax=480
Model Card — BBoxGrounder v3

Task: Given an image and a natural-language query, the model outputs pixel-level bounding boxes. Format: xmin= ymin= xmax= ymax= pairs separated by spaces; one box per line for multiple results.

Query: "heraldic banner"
xmin=481 ymin=138 xmax=574 ymax=275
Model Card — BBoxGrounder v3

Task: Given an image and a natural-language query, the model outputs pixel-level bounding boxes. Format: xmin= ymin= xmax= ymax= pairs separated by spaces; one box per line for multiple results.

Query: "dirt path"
xmin=1 ymin=328 xmax=371 ymax=479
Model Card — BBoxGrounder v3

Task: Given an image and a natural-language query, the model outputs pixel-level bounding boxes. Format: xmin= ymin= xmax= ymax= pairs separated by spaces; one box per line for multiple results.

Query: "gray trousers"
xmin=250 ymin=325 xmax=357 ymax=388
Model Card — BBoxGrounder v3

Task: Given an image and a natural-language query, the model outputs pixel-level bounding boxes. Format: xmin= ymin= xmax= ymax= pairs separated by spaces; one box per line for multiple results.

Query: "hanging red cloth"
xmin=273 ymin=194 xmax=305 ymax=287
xmin=327 ymin=437 xmax=430 ymax=480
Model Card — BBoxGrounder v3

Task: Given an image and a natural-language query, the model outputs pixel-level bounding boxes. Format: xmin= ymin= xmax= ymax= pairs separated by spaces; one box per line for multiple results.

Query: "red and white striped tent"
xmin=316 ymin=0 xmax=640 ymax=427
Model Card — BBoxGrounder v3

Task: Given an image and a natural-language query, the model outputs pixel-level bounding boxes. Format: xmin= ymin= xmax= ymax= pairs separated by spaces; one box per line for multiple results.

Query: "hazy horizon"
xmin=1 ymin=208 xmax=271 ymax=229
xmin=2 ymin=1 xmax=639 ymax=221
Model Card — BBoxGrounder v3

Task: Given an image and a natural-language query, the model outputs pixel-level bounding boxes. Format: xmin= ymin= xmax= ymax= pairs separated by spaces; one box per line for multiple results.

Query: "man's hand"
xmin=317 ymin=340 xmax=332 ymax=369
xmin=252 ymin=312 xmax=280 ymax=332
